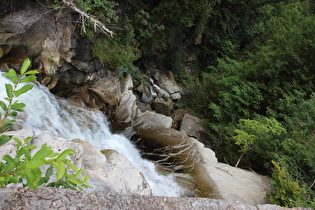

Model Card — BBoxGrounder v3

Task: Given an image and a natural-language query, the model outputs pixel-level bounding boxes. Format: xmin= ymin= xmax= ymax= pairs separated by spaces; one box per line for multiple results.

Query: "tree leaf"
xmin=25 ymin=137 xmax=33 ymax=144
xmin=24 ymin=70 xmax=39 ymax=75
xmin=32 ymin=144 xmax=53 ymax=160
xmin=3 ymin=155 xmax=17 ymax=172
xmin=0 ymin=122 xmax=15 ymax=132
xmin=56 ymin=149 xmax=76 ymax=160
xmin=20 ymin=58 xmax=31 ymax=76
xmin=26 ymin=158 xmax=45 ymax=169
xmin=30 ymin=168 xmax=42 ymax=188
xmin=20 ymin=147 xmax=32 ymax=160
xmin=45 ymin=165 xmax=54 ymax=182
xmin=3 ymin=69 xmax=18 ymax=84
xmin=8 ymin=111 xmax=18 ymax=117
xmin=20 ymin=75 xmax=37 ymax=83
xmin=11 ymin=101 xmax=26 ymax=111
xmin=5 ymin=83 xmax=13 ymax=98
xmin=0 ymin=101 xmax=7 ymax=111
xmin=14 ymin=84 xmax=34 ymax=97
xmin=0 ymin=135 xmax=11 ymax=146
xmin=12 ymin=137 xmax=22 ymax=149
xmin=39 ymin=165 xmax=53 ymax=185
xmin=22 ymin=170 xmax=36 ymax=189
xmin=67 ymin=162 xmax=79 ymax=173
xmin=55 ymin=162 xmax=66 ymax=181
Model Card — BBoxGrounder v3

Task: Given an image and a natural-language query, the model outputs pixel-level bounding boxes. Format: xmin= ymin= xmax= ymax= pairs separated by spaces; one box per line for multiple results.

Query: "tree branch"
xmin=61 ymin=0 xmax=114 ymax=37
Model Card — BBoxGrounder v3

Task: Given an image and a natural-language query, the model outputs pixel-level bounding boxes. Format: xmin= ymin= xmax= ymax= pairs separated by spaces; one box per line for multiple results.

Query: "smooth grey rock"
xmin=0 ymin=130 xmax=151 ymax=196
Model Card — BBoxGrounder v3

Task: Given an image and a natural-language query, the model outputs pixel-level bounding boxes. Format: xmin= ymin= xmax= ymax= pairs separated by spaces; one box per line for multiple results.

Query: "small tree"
xmin=233 ymin=117 xmax=286 ymax=167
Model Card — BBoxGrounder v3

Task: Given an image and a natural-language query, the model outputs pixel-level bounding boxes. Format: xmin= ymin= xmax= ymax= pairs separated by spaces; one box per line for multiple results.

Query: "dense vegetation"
xmin=25 ymin=0 xmax=315 ymax=207
xmin=115 ymin=0 xmax=315 ymax=207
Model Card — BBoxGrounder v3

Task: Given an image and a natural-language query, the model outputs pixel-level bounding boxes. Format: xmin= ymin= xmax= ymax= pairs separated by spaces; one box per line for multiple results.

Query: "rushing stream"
xmin=0 ymin=73 xmax=186 ymax=197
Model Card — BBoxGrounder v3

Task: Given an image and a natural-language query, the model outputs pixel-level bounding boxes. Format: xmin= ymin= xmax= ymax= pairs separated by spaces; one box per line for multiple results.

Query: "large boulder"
xmin=101 ymin=149 xmax=151 ymax=195
xmin=180 ymin=113 xmax=204 ymax=140
xmin=0 ymin=130 xmax=151 ymax=195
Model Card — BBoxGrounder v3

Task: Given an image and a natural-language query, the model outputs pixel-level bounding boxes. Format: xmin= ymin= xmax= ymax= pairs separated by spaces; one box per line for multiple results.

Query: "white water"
xmin=0 ymin=73 xmax=185 ymax=196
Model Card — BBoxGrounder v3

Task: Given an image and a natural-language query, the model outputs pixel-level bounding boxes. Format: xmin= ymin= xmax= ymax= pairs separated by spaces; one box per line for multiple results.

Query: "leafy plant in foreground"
xmin=0 ymin=58 xmax=90 ymax=190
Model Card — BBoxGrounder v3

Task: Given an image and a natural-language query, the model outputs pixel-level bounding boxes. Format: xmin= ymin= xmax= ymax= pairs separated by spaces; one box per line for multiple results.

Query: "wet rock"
xmin=0 ymin=3 xmax=75 ymax=88
xmin=136 ymin=83 xmax=153 ymax=103
xmin=133 ymin=126 xmax=273 ymax=204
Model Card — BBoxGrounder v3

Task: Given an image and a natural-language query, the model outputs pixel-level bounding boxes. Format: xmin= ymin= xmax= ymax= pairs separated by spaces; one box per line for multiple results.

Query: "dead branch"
xmin=61 ymin=0 xmax=114 ymax=37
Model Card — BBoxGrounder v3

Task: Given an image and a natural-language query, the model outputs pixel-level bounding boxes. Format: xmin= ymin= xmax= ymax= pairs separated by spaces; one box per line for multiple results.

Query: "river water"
xmin=0 ymin=73 xmax=186 ymax=196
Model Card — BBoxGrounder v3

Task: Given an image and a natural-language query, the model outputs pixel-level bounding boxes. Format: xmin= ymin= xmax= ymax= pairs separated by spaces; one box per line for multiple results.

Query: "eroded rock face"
xmin=0 ymin=187 xmax=305 ymax=210
xmin=0 ymin=3 xmax=75 ymax=88
xmin=115 ymin=74 xmax=173 ymax=130
xmin=0 ymin=3 xmax=122 ymax=117
xmin=114 ymin=74 xmax=272 ymax=204
xmin=0 ymin=130 xmax=151 ymax=195
xmin=132 ymin=125 xmax=273 ymax=205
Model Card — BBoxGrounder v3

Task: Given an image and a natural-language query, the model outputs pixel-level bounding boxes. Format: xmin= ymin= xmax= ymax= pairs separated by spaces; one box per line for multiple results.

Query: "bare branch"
xmin=61 ymin=0 xmax=114 ymax=37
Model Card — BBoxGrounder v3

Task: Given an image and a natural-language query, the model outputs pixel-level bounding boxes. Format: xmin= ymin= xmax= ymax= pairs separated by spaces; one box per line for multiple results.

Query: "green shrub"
xmin=0 ymin=59 xmax=90 ymax=190
xmin=267 ymin=161 xmax=314 ymax=208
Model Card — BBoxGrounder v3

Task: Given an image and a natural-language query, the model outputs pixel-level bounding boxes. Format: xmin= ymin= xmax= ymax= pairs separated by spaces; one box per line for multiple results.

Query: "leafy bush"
xmin=92 ymin=36 xmax=140 ymax=72
xmin=183 ymin=1 xmax=315 ymax=207
xmin=267 ymin=161 xmax=314 ymax=208
xmin=232 ymin=118 xmax=286 ymax=167
xmin=0 ymin=59 xmax=90 ymax=190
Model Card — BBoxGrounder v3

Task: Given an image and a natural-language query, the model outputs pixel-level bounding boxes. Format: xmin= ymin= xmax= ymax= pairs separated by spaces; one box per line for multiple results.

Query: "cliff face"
xmin=0 ymin=1 xmax=274 ymax=206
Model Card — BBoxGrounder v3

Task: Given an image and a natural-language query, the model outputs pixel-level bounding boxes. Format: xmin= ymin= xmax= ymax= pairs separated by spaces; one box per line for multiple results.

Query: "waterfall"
xmin=0 ymin=73 xmax=187 ymax=197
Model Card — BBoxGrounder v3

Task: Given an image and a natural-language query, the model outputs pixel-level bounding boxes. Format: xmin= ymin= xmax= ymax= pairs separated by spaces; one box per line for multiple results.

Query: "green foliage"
xmin=0 ymin=59 xmax=38 ymax=132
xmin=47 ymin=0 xmax=118 ymax=36
xmin=267 ymin=161 xmax=314 ymax=208
xmin=0 ymin=59 xmax=90 ymax=190
xmin=92 ymin=35 xmax=142 ymax=80
xmin=92 ymin=36 xmax=139 ymax=70
xmin=132 ymin=10 xmax=165 ymax=40
xmin=234 ymin=118 xmax=286 ymax=153
xmin=50 ymin=0 xmax=118 ymax=24
xmin=232 ymin=117 xmax=286 ymax=167
xmin=183 ymin=1 xmax=315 ymax=207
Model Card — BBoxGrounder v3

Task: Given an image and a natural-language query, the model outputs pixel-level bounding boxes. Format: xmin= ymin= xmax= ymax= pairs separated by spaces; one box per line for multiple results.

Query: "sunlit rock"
xmin=0 ymin=130 xmax=151 ymax=195
xmin=101 ymin=149 xmax=152 ymax=195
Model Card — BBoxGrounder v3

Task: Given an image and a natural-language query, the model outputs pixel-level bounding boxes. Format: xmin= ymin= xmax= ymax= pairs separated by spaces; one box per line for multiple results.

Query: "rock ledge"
xmin=0 ymin=187 xmax=307 ymax=210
